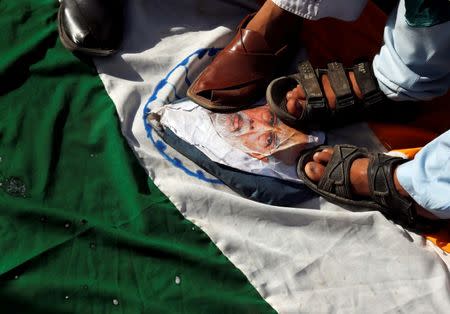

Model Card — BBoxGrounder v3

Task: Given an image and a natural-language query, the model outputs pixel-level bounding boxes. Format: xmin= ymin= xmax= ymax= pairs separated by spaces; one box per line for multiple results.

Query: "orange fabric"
xmin=391 ymin=147 xmax=422 ymax=159
xmin=426 ymin=234 xmax=450 ymax=252
xmin=372 ymin=125 xmax=437 ymax=151
xmin=300 ymin=1 xmax=450 ymax=249
xmin=301 ymin=1 xmax=387 ymax=66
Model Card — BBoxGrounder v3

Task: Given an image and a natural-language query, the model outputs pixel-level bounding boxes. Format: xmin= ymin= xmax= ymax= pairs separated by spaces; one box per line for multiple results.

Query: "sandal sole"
xmin=186 ymin=74 xmax=263 ymax=113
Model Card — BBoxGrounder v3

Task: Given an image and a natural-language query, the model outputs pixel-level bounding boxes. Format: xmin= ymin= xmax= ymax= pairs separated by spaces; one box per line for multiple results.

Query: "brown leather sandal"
xmin=187 ymin=13 xmax=290 ymax=112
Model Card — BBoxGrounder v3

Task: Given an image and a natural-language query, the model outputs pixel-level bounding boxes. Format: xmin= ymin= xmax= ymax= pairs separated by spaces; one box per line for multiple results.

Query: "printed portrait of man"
xmin=210 ymin=104 xmax=317 ymax=165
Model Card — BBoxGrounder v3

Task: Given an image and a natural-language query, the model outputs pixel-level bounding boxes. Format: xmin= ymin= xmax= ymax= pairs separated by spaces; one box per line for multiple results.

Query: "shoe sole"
xmin=186 ymin=74 xmax=263 ymax=113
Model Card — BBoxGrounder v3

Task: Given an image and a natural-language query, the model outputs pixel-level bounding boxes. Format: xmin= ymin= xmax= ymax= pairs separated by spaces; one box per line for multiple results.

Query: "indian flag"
xmin=1 ymin=0 xmax=449 ymax=313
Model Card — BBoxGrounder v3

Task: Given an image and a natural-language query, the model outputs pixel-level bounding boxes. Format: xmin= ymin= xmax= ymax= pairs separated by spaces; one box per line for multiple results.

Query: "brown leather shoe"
xmin=187 ymin=14 xmax=289 ymax=112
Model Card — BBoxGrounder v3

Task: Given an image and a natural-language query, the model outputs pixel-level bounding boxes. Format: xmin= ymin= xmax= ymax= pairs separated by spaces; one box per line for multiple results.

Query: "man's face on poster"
xmin=210 ymin=105 xmax=313 ymax=164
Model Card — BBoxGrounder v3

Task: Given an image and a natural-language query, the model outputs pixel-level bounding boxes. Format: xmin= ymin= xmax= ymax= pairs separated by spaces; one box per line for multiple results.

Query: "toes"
xmin=285 ymin=85 xmax=306 ymax=102
xmin=304 ymin=161 xmax=326 ymax=182
xmin=292 ymin=85 xmax=305 ymax=99
xmin=285 ymin=85 xmax=306 ymax=117
xmin=312 ymin=148 xmax=334 ymax=164
xmin=304 ymin=148 xmax=335 ymax=182
xmin=286 ymin=98 xmax=302 ymax=117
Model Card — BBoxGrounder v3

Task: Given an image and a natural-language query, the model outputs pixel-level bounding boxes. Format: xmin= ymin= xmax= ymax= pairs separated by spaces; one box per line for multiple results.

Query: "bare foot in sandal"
xmin=266 ymin=61 xmax=389 ymax=129
xmin=304 ymin=147 xmax=438 ymax=220
xmin=286 ymin=72 xmax=363 ymax=117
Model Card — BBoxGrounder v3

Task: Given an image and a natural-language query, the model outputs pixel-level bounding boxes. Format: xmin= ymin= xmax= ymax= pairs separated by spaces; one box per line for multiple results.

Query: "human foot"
xmin=267 ymin=61 xmax=387 ymax=129
xmin=286 ymin=71 xmax=363 ymax=117
xmin=304 ymin=147 xmax=438 ymax=220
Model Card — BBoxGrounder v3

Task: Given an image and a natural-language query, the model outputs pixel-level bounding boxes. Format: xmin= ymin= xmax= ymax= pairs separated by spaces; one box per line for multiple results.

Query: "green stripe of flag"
xmin=0 ymin=0 xmax=275 ymax=312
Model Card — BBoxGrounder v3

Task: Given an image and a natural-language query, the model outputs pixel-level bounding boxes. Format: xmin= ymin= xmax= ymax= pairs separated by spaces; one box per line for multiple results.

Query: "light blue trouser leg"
xmin=396 ymin=131 xmax=450 ymax=218
xmin=372 ymin=0 xmax=450 ymax=101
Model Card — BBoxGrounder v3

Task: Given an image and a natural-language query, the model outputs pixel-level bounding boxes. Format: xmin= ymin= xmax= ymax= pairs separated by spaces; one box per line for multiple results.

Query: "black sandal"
xmin=266 ymin=61 xmax=387 ymax=129
xmin=297 ymin=144 xmax=440 ymax=230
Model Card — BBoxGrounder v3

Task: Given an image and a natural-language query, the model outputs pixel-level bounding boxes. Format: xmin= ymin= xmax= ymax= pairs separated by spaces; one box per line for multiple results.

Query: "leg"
xmin=188 ymin=0 xmax=369 ymax=111
xmin=396 ymin=130 xmax=450 ymax=218
xmin=245 ymin=0 xmax=302 ymax=52
xmin=373 ymin=0 xmax=450 ymax=101
xmin=187 ymin=1 xmax=303 ymax=111
xmin=248 ymin=0 xmax=372 ymax=48
xmin=286 ymin=0 xmax=450 ymax=116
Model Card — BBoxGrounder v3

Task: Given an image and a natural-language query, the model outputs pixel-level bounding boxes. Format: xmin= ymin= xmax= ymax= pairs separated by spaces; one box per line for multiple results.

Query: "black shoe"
xmin=57 ymin=0 xmax=124 ymax=56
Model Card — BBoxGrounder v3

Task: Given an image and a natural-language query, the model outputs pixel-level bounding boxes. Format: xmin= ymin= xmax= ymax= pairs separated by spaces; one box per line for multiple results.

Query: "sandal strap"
xmin=297 ymin=61 xmax=331 ymax=122
xmin=326 ymin=62 xmax=357 ymax=114
xmin=352 ymin=62 xmax=386 ymax=110
xmin=267 ymin=61 xmax=387 ymax=128
xmin=318 ymin=145 xmax=369 ymax=199
xmin=368 ymin=153 xmax=416 ymax=224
